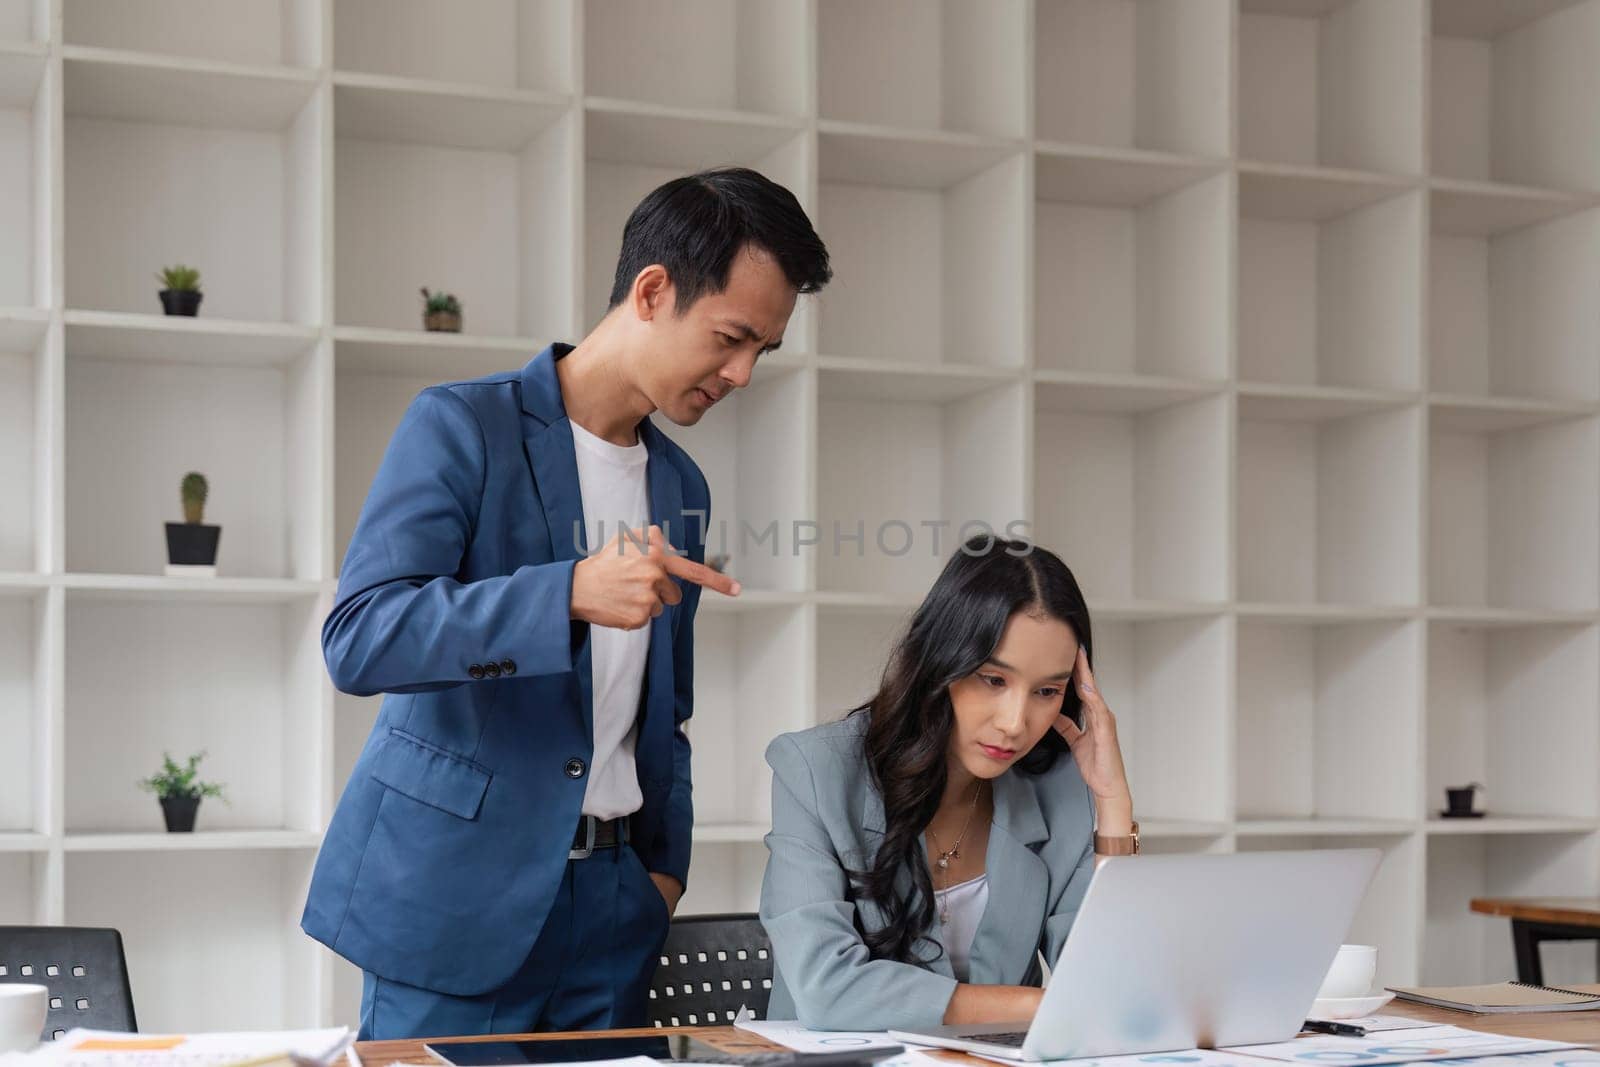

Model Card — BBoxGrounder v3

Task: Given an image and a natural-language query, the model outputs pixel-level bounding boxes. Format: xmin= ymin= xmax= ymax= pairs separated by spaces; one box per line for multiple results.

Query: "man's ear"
xmin=631 ymin=264 xmax=672 ymax=322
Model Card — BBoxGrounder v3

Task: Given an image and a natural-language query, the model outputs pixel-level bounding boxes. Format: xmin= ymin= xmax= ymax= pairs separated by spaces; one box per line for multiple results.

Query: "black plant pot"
xmin=159 ymin=289 xmax=202 ymax=316
xmin=160 ymin=794 xmax=201 ymax=832
xmin=1444 ymin=786 xmax=1480 ymax=816
xmin=165 ymin=522 xmax=221 ymax=566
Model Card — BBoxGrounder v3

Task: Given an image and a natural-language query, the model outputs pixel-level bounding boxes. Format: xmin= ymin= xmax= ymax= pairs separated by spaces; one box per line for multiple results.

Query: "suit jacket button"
xmin=565 ymin=758 xmax=586 ymax=779
xmin=467 ymin=664 xmax=486 ymax=680
xmin=500 ymin=659 xmax=517 ymax=676
xmin=484 ymin=661 xmax=502 ymax=678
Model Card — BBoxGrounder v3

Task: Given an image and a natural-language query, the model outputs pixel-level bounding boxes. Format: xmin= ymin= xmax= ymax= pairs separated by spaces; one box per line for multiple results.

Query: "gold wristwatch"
xmin=1094 ymin=819 xmax=1140 ymax=856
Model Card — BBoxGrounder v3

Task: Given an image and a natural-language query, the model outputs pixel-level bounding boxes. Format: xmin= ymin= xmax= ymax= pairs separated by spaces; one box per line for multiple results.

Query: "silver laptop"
xmin=889 ymin=847 xmax=1380 ymax=1061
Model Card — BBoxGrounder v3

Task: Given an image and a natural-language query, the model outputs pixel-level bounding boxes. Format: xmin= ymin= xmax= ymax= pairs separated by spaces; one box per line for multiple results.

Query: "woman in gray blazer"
xmin=760 ymin=536 xmax=1138 ymax=1030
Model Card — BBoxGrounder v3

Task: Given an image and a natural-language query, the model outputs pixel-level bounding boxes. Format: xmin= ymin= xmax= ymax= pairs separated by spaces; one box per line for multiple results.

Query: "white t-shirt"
xmin=569 ymin=417 xmax=652 ymax=821
xmin=934 ymin=872 xmax=990 ymax=983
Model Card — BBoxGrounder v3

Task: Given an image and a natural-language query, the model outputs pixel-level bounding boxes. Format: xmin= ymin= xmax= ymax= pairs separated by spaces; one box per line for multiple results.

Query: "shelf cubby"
xmin=1240 ymin=0 xmax=1424 ymax=175
xmin=1240 ymin=831 xmax=1422 ymax=987
xmin=1238 ymin=405 xmax=1421 ymax=607
xmin=333 ymin=0 xmax=572 ymax=93
xmin=63 ymin=53 xmax=323 ymax=325
xmin=583 ymin=104 xmax=808 ymax=335
xmin=63 ymin=592 xmax=326 ymax=836
xmin=1428 ymin=201 xmax=1600 ymax=403
xmin=334 ymin=370 xmax=434 ymax=567
xmin=656 ymin=364 xmax=810 ymax=594
xmin=1425 ymin=831 xmax=1600 ymax=985
xmin=1427 ymin=619 xmax=1599 ymax=820
xmin=814 ymin=605 xmax=912 ymax=726
xmin=584 ymin=0 xmax=806 ymax=117
xmin=1239 ymin=171 xmax=1422 ymax=391
xmin=688 ymin=605 xmax=810 ymax=830
xmin=1034 ymin=0 xmax=1230 ymax=156
xmin=816 ymin=128 xmax=1025 ymax=366
xmin=1236 ymin=618 xmax=1422 ymax=822
xmin=1430 ymin=0 xmax=1600 ymax=193
xmin=1035 ymin=387 xmax=1229 ymax=605
xmin=335 ymin=87 xmax=574 ymax=340
xmin=677 ymin=842 xmax=764 ymax=919
xmin=64 ymin=346 xmax=327 ymax=581
xmin=65 ymin=849 xmax=323 ymax=1032
xmin=0 ymin=44 xmax=46 ymax=310
xmin=0 ymin=321 xmax=45 ymax=573
xmin=816 ymin=369 xmax=1026 ymax=598
xmin=1036 ymin=150 xmax=1229 ymax=380
xmin=817 ymin=0 xmax=1025 ymax=138
xmin=0 ymin=0 xmax=41 ymax=44
xmin=64 ymin=0 xmax=323 ymax=70
xmin=0 ymin=852 xmax=48 ymax=925
xmin=1091 ymin=614 xmax=1229 ymax=824
xmin=1428 ymin=410 xmax=1599 ymax=612
xmin=0 ymin=589 xmax=45 ymax=835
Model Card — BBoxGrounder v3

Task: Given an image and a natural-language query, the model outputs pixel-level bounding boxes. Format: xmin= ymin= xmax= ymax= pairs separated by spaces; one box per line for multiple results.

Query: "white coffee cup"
xmin=1317 ymin=944 xmax=1379 ymax=1000
xmin=0 ymin=983 xmax=48 ymax=1053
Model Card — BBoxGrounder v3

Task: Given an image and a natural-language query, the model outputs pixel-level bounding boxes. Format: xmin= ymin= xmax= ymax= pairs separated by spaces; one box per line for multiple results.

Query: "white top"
xmin=934 ymin=872 xmax=990 ymax=983
xmin=569 ymin=417 xmax=652 ymax=821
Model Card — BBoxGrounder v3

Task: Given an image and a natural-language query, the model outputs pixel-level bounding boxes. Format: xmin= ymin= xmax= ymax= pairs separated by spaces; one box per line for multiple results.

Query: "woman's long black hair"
xmin=848 ymin=535 xmax=1093 ymax=966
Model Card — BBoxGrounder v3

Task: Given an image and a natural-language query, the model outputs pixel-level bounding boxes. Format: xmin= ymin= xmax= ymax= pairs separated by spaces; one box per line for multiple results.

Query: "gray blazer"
xmin=759 ymin=713 xmax=1097 ymax=1030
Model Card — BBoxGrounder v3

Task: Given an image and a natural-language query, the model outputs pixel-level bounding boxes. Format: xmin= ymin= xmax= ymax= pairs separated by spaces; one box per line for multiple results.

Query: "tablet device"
xmin=424 ymin=1034 xmax=904 ymax=1067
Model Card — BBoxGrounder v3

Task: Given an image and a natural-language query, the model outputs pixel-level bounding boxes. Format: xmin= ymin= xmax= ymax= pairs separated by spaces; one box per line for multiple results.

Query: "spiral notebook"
xmin=1386 ymin=980 xmax=1600 ymax=1014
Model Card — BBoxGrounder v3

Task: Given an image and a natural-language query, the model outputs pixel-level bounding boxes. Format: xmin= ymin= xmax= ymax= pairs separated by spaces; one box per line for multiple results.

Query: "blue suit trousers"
xmin=357 ymin=842 xmax=670 ymax=1040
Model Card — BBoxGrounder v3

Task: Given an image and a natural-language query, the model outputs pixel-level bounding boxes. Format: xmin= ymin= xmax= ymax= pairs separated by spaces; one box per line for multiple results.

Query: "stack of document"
xmin=0 ymin=1028 xmax=353 ymax=1067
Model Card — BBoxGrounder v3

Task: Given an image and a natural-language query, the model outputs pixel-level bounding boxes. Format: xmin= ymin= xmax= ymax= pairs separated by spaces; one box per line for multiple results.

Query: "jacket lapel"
xmin=968 ymin=770 xmax=1050 ymax=986
xmin=520 ymin=344 xmax=592 ymax=736
xmin=635 ymin=418 xmax=683 ymax=773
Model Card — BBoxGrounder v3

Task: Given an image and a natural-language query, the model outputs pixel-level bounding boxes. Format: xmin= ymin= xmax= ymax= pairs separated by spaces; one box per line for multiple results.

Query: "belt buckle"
xmin=569 ymin=815 xmax=596 ymax=860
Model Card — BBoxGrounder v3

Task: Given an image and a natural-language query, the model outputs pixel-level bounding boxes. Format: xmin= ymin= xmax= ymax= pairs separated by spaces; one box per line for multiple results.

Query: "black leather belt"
xmin=570 ymin=814 xmax=630 ymax=859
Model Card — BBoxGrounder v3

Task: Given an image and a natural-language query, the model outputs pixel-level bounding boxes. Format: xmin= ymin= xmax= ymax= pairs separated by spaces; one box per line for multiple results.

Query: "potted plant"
xmin=139 ymin=751 xmax=227 ymax=832
xmin=155 ymin=264 xmax=203 ymax=316
xmin=421 ymin=287 xmax=462 ymax=332
xmin=164 ymin=472 xmax=221 ymax=576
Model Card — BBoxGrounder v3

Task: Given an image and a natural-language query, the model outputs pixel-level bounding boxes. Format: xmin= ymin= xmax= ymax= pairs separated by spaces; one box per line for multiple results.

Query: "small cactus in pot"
xmin=164 ymin=471 xmax=222 ymax=575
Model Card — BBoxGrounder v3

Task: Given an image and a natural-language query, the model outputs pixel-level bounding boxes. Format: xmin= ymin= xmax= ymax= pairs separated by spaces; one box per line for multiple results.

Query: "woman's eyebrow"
xmin=985 ymin=656 xmax=1073 ymax=681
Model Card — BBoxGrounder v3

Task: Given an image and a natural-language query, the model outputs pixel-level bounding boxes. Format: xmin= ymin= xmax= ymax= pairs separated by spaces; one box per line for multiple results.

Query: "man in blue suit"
xmin=301 ymin=167 xmax=832 ymax=1040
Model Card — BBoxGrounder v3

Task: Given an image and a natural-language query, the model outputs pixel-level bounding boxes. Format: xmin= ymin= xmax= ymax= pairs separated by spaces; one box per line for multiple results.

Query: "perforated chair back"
xmin=0 ymin=927 xmax=137 ymax=1040
xmin=647 ymin=913 xmax=773 ymax=1027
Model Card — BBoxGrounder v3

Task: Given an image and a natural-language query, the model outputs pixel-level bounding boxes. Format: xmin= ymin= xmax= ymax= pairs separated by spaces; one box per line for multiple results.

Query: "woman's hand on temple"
xmin=1053 ymin=646 xmax=1132 ymax=813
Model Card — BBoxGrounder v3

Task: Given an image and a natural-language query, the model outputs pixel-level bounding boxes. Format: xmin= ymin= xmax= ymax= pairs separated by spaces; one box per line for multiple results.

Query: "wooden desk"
xmin=1471 ymin=897 xmax=1600 ymax=985
xmin=355 ymin=987 xmax=1600 ymax=1067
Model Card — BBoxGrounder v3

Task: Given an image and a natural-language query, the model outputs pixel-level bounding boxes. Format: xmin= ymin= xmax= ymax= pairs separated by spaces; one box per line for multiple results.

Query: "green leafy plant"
xmin=156 ymin=264 xmax=202 ymax=293
xmin=421 ymin=287 xmax=461 ymax=315
xmin=181 ymin=471 xmax=208 ymax=524
xmin=139 ymin=751 xmax=227 ymax=803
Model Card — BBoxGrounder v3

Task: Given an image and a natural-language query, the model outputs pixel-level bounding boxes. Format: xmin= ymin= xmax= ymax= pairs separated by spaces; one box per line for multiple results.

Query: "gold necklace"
xmin=926 ymin=778 xmax=984 ymax=925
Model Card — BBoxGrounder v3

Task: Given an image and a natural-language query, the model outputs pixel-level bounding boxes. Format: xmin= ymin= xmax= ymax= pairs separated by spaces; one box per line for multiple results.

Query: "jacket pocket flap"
xmin=371 ymin=728 xmax=491 ymax=820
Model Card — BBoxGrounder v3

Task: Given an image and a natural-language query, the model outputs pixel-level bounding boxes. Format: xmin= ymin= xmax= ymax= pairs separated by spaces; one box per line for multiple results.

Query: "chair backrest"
xmin=647 ymin=913 xmax=772 ymax=1028
xmin=0 ymin=927 xmax=137 ymax=1040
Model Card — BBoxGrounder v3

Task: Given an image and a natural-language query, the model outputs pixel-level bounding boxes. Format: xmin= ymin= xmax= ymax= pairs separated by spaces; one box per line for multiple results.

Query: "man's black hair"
xmin=607 ymin=166 xmax=831 ymax=314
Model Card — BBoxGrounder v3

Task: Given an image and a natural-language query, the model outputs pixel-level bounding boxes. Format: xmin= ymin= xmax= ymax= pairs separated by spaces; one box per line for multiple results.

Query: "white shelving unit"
xmin=1 ymin=0 xmax=1596 ymax=1033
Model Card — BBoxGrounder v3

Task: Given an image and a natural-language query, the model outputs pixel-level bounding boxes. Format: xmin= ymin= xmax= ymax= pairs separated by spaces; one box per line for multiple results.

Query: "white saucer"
xmin=1309 ymin=991 xmax=1396 ymax=1020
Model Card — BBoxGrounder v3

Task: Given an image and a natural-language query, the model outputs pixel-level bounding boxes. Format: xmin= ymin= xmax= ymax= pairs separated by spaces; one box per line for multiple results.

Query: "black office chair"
xmin=0 ymin=927 xmax=137 ymax=1041
xmin=647 ymin=913 xmax=773 ymax=1027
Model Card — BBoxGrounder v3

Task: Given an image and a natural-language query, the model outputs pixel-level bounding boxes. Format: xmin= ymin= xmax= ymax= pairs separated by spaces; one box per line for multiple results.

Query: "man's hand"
xmin=650 ymin=872 xmax=684 ymax=917
xmin=571 ymin=524 xmax=740 ymax=630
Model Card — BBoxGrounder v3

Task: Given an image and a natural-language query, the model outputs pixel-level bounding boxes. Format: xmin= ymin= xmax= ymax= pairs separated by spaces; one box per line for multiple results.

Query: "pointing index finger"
xmin=662 ymin=552 xmax=742 ymax=597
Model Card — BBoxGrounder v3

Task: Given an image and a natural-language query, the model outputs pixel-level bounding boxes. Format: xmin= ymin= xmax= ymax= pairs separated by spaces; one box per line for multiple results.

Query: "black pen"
xmin=1303 ymin=1020 xmax=1368 ymax=1037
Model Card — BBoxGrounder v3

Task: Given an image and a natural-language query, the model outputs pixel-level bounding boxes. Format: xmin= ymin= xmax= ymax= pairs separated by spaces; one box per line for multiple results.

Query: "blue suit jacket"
xmin=301 ymin=342 xmax=708 ymax=997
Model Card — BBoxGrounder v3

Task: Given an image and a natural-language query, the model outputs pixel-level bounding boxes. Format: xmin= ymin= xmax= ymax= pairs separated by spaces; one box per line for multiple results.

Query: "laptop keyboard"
xmin=963 ymin=1032 xmax=1029 ymax=1047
